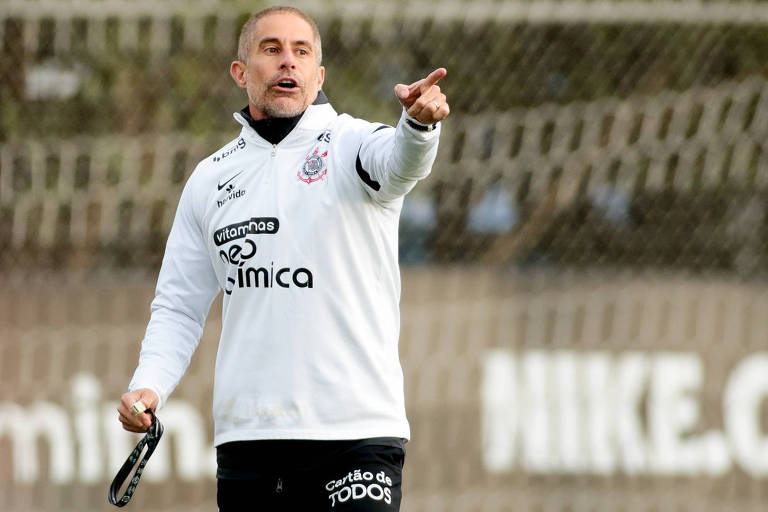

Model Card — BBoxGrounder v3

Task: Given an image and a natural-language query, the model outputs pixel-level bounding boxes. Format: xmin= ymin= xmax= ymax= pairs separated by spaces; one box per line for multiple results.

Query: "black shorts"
xmin=216 ymin=437 xmax=406 ymax=511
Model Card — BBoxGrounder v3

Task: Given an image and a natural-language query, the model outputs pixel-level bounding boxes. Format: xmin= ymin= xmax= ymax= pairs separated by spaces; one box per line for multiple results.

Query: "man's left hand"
xmin=395 ymin=68 xmax=450 ymax=125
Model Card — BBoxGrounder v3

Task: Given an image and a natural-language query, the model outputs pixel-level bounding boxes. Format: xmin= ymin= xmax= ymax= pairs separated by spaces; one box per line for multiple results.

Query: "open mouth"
xmin=275 ymin=79 xmax=298 ymax=89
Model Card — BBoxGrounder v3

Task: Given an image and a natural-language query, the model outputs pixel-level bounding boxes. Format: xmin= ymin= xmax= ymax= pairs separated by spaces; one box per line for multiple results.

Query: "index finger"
xmin=409 ymin=68 xmax=447 ymax=93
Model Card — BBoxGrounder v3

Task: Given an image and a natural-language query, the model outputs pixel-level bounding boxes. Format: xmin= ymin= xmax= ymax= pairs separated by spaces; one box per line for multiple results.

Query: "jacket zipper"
xmin=276 ymin=477 xmax=284 ymax=493
xmin=271 ymin=144 xmax=277 ymax=157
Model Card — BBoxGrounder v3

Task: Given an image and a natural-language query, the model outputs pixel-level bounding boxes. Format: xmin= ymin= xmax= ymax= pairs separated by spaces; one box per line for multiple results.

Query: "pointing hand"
xmin=394 ymin=68 xmax=450 ymax=125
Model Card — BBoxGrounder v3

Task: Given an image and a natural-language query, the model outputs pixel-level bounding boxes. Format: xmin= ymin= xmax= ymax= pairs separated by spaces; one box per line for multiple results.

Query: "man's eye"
xmin=298 ymin=49 xmax=309 ymax=56
xmin=265 ymin=47 xmax=278 ymax=54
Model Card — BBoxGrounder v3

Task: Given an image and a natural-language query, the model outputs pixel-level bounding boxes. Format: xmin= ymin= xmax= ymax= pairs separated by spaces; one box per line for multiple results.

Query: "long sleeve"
xmin=128 ymin=174 xmax=220 ymax=408
xmin=356 ymin=109 xmax=441 ymax=204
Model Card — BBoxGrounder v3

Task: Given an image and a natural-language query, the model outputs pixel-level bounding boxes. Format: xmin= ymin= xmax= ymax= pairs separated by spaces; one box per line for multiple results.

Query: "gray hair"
xmin=237 ymin=6 xmax=323 ymax=65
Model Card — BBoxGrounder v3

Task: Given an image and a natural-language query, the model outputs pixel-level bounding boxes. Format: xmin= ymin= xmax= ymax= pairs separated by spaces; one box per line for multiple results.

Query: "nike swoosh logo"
xmin=218 ymin=171 xmax=244 ymax=191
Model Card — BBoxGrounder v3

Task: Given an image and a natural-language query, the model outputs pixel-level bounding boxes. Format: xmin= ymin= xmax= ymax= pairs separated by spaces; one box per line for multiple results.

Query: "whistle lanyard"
xmin=108 ymin=411 xmax=164 ymax=507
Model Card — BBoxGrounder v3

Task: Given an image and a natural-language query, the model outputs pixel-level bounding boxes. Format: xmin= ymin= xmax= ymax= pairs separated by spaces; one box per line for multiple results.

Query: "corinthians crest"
xmin=298 ymin=147 xmax=328 ymax=184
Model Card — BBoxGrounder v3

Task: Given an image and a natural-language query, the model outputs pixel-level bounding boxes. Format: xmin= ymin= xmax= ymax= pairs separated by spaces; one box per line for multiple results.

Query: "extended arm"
xmin=357 ymin=68 xmax=450 ymax=203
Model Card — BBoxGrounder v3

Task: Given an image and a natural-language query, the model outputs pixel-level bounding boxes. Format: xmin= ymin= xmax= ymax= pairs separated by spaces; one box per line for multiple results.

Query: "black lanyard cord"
xmin=108 ymin=410 xmax=164 ymax=507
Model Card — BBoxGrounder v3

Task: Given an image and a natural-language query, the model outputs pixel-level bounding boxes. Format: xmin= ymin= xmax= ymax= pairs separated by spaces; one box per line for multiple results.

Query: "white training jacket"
xmin=129 ymin=93 xmax=440 ymax=446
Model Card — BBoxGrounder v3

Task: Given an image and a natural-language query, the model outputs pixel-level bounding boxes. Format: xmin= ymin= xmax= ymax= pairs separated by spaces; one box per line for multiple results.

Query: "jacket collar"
xmin=233 ymin=91 xmax=335 ymax=147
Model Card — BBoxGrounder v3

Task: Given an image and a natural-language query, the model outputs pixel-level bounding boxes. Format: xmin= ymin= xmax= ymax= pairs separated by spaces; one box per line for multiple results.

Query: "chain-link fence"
xmin=3 ymin=1 xmax=768 ymax=511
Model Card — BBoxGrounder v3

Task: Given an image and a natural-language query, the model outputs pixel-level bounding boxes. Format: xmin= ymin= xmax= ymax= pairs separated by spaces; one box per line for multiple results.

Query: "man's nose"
xmin=280 ymin=52 xmax=297 ymax=69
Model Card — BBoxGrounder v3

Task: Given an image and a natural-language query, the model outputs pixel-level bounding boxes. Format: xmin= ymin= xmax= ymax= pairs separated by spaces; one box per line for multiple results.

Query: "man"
xmin=117 ymin=5 xmax=449 ymax=511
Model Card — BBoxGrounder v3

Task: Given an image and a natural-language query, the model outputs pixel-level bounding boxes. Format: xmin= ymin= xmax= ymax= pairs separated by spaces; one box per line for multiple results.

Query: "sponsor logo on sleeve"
xmin=213 ymin=138 xmax=246 ymax=162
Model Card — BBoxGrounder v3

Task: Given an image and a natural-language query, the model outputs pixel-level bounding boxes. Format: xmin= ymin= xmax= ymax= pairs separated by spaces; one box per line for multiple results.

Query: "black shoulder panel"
xmin=355 ymin=149 xmax=381 ymax=191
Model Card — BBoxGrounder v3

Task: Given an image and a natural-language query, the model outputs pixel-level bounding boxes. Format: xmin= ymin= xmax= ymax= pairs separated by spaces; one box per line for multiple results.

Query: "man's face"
xmin=231 ymin=13 xmax=325 ymax=120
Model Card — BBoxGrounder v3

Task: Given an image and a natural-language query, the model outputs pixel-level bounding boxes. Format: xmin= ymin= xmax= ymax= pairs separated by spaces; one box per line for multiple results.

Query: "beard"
xmin=263 ymin=98 xmax=306 ymax=118
xmin=248 ymin=75 xmax=309 ymax=119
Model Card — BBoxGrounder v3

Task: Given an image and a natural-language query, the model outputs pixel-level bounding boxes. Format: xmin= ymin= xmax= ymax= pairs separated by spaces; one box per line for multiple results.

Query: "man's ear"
xmin=317 ymin=66 xmax=325 ymax=89
xmin=230 ymin=61 xmax=247 ymax=89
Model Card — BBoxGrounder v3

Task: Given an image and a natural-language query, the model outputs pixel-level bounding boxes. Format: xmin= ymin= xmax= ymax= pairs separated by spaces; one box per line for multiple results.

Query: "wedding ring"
xmin=130 ymin=400 xmax=147 ymax=416
xmin=433 ymin=101 xmax=440 ymax=109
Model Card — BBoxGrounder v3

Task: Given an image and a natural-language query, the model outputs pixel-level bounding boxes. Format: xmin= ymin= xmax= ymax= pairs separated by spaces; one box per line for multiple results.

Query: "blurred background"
xmin=3 ymin=0 xmax=768 ymax=510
